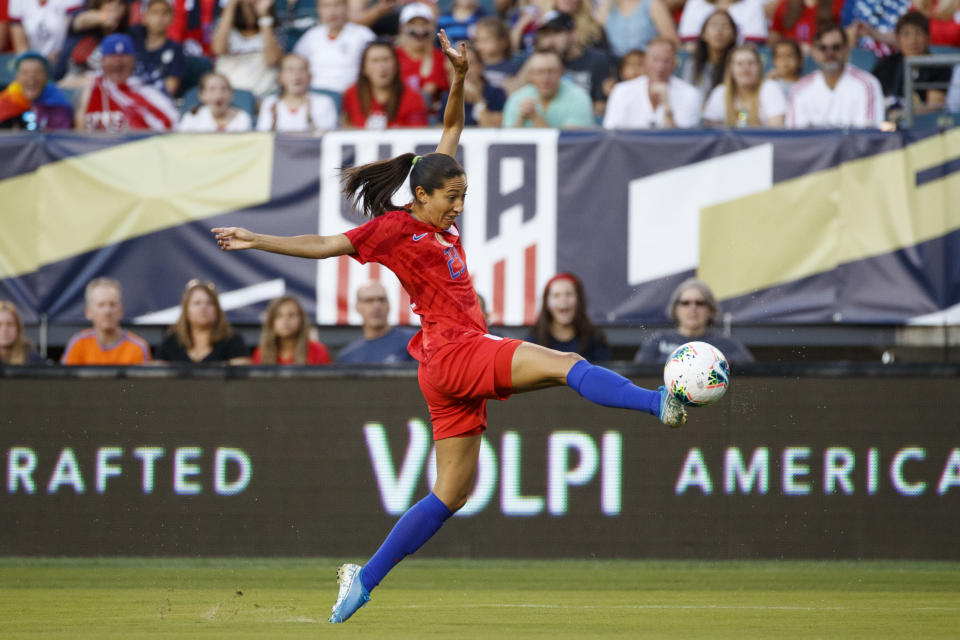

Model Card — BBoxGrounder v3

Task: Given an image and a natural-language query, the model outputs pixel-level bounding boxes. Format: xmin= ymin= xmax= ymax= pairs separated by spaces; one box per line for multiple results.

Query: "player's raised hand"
xmin=212 ymin=226 xmax=257 ymax=251
xmin=438 ymin=29 xmax=467 ymax=77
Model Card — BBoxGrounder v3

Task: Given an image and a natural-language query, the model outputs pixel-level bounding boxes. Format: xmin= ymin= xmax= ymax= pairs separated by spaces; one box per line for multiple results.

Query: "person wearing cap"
xmin=535 ymin=10 xmax=615 ymax=118
xmin=52 ymin=0 xmax=129 ymax=85
xmin=293 ymin=0 xmax=375 ymax=93
xmin=501 ymin=49 xmax=594 ymax=128
xmin=395 ymin=2 xmax=448 ymax=116
xmin=0 ymin=51 xmax=73 ymax=129
xmin=603 ymin=37 xmax=702 ymax=129
xmin=75 ymin=32 xmax=177 ymax=131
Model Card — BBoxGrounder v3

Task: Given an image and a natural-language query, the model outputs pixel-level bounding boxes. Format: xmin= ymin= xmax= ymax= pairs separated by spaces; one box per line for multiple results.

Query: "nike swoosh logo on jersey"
xmin=412 ymin=233 xmax=428 ymax=241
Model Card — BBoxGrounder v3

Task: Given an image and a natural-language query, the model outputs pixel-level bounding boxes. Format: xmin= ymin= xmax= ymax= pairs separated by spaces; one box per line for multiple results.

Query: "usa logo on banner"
xmin=317 ymin=130 xmax=558 ymax=327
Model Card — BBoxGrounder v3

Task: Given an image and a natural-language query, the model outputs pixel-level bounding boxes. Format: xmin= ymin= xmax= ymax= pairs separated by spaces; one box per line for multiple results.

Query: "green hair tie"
xmin=411 ymin=155 xmax=422 ymax=167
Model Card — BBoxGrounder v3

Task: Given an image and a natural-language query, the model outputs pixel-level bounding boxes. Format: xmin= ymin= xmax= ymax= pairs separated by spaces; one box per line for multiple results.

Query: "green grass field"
xmin=1 ymin=558 xmax=957 ymax=639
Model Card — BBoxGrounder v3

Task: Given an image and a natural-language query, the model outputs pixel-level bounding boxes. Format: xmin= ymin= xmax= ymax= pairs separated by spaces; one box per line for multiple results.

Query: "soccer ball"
xmin=663 ymin=341 xmax=730 ymax=406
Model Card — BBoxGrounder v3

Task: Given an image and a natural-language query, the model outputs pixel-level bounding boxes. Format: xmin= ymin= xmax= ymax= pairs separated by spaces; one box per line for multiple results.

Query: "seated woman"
xmin=702 ymin=44 xmax=786 ymax=127
xmin=394 ymin=3 xmax=448 ymax=116
xmin=155 ymin=279 xmax=252 ymax=364
xmin=178 ymin=72 xmax=253 ymax=132
xmin=634 ymin=278 xmax=754 ymax=364
xmin=0 ymin=52 xmax=74 ymax=130
xmin=253 ymin=296 xmax=332 ymax=364
xmin=526 ymin=272 xmax=611 ymax=362
xmin=0 ymin=301 xmax=46 ymax=364
xmin=257 ymin=53 xmax=339 ymax=132
xmin=438 ymin=42 xmax=504 ymax=127
xmin=341 ymin=40 xmax=429 ymax=129
xmin=680 ymin=8 xmax=738 ymax=103
xmin=211 ymin=0 xmax=283 ymax=100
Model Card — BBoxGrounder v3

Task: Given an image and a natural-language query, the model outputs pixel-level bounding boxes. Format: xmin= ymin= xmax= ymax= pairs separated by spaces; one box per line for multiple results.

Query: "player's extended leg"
xmin=329 ymin=435 xmax=481 ymax=623
xmin=509 ymin=342 xmax=686 ymax=427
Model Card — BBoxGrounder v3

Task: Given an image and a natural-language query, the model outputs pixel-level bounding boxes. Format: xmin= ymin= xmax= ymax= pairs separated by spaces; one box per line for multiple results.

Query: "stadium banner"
xmin=1 ymin=128 xmax=958 ymax=326
xmin=1 ymin=373 xmax=958 ymax=559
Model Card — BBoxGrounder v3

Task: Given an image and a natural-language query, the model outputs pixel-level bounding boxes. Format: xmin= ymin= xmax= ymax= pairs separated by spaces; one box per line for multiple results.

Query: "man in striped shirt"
xmin=61 ymin=277 xmax=151 ymax=365
xmin=787 ymin=23 xmax=884 ymax=129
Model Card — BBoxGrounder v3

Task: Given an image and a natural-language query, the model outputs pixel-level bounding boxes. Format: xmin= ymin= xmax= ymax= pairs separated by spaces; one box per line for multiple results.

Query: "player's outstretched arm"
xmin=212 ymin=227 xmax=355 ymax=259
xmin=435 ymin=29 xmax=468 ymax=159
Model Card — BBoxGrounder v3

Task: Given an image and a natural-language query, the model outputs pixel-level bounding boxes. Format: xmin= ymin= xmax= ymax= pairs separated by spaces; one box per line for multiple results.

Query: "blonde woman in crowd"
xmin=257 ymin=53 xmax=339 ymax=132
xmin=155 ymin=279 xmax=251 ymax=364
xmin=702 ymin=44 xmax=786 ymax=126
xmin=178 ymin=72 xmax=253 ymax=132
xmin=0 ymin=301 xmax=45 ymax=364
xmin=252 ymin=296 xmax=332 ymax=364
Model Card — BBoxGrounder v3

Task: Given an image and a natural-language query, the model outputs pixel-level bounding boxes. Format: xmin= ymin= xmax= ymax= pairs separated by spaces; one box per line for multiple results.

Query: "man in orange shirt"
xmin=61 ymin=278 xmax=151 ymax=365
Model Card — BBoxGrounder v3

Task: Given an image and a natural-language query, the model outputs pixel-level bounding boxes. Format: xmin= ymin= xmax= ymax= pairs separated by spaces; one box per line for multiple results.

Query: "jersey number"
xmin=444 ymin=247 xmax=466 ymax=279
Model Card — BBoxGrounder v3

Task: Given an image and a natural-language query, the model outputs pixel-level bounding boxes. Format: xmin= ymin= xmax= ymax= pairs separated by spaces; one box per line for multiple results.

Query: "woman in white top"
xmin=178 ymin=72 xmax=253 ymax=132
xmin=211 ymin=0 xmax=283 ymax=99
xmin=257 ymin=53 xmax=339 ymax=132
xmin=702 ymin=44 xmax=787 ymax=127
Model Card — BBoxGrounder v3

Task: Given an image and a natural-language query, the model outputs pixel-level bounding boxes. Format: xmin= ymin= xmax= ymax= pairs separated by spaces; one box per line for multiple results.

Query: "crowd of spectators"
xmin=0 ymin=272 xmax=755 ymax=366
xmin=2 ymin=0 xmax=960 ymax=131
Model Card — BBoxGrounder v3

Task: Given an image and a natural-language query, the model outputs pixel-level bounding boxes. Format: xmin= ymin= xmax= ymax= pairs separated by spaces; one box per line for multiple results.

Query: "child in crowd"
xmin=766 ymin=38 xmax=803 ymax=98
xmin=472 ymin=16 xmax=523 ymax=93
xmin=437 ymin=0 xmax=486 ymax=43
xmin=131 ymin=0 xmax=185 ymax=96
xmin=178 ymin=72 xmax=252 ymax=131
xmin=252 ymin=296 xmax=332 ymax=365
xmin=256 ymin=53 xmax=339 ymax=131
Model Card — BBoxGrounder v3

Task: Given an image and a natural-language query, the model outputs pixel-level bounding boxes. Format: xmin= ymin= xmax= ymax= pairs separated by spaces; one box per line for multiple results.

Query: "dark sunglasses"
xmin=406 ymin=29 xmax=432 ymax=39
xmin=677 ymin=299 xmax=708 ymax=308
xmin=817 ymin=43 xmax=845 ymax=53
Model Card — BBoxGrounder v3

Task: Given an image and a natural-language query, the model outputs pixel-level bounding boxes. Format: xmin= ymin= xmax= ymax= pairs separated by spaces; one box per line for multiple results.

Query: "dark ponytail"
xmin=340 ymin=152 xmax=465 ymax=218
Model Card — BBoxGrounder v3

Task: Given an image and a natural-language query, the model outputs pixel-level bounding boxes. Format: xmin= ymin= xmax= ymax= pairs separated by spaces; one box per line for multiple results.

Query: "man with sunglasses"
xmin=787 ymin=23 xmax=884 ymax=128
xmin=634 ymin=278 xmax=753 ymax=364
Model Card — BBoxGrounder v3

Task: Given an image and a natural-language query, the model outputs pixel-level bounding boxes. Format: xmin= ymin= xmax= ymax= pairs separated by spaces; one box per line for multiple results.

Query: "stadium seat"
xmin=276 ymin=0 xmax=318 ymax=51
xmin=929 ymin=44 xmax=960 ymax=55
xmin=180 ymin=56 xmax=214 ymax=97
xmin=801 ymin=54 xmax=817 ymax=75
xmin=674 ymin=49 xmax=691 ymax=79
xmin=755 ymin=44 xmax=774 ymax=73
xmin=909 ymin=110 xmax=957 ymax=129
xmin=849 ymin=47 xmax=877 ymax=72
xmin=179 ymin=86 xmax=258 ymax=121
xmin=0 ymin=52 xmax=18 ymax=90
xmin=312 ymin=87 xmax=342 ymax=113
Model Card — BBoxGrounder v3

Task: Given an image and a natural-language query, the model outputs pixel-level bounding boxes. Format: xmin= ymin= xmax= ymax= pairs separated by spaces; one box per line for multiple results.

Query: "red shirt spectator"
xmin=395 ymin=45 xmax=449 ymax=96
xmin=252 ymin=340 xmax=331 ymax=364
xmin=912 ymin=1 xmax=960 ymax=46
xmin=770 ymin=0 xmax=844 ymax=46
xmin=342 ymin=83 xmax=429 ymax=127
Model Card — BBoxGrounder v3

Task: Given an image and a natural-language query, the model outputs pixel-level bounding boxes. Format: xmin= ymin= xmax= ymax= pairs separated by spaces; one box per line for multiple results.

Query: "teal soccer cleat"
xmin=658 ymin=385 xmax=687 ymax=428
xmin=329 ymin=563 xmax=371 ymax=623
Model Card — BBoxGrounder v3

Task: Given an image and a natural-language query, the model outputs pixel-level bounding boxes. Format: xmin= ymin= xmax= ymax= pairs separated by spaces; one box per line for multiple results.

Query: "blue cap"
xmin=100 ymin=33 xmax=135 ymax=56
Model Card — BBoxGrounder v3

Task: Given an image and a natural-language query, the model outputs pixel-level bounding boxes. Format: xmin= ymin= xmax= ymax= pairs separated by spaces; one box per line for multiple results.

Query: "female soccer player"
xmin=212 ymin=30 xmax=687 ymax=625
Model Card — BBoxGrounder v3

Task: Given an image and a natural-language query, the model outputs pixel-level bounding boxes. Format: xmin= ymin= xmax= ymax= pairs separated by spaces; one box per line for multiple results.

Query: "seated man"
xmin=61 ymin=277 xmax=151 ymax=365
xmin=293 ymin=0 xmax=375 ymax=94
xmin=603 ymin=38 xmax=701 ymax=129
xmin=788 ymin=23 xmax=884 ymax=128
xmin=501 ymin=49 xmax=593 ymax=128
xmin=337 ymin=281 xmax=416 ymax=364
xmin=75 ymin=32 xmax=177 ymax=131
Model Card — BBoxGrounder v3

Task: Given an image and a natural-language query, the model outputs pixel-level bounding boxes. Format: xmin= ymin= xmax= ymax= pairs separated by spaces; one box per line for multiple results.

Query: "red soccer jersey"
xmin=344 ymin=209 xmax=486 ymax=362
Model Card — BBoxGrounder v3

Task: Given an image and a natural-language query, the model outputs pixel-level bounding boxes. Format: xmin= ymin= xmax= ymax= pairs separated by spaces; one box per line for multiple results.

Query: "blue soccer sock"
xmin=361 ymin=492 xmax=453 ymax=592
xmin=566 ymin=359 xmax=660 ymax=416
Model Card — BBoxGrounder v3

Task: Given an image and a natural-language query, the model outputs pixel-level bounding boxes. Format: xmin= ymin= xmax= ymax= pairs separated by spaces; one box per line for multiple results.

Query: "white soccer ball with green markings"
xmin=663 ymin=341 xmax=730 ymax=406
